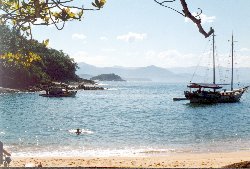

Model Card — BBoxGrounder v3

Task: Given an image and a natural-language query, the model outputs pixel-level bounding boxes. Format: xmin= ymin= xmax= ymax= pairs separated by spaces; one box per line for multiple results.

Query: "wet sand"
xmin=9 ymin=151 xmax=250 ymax=168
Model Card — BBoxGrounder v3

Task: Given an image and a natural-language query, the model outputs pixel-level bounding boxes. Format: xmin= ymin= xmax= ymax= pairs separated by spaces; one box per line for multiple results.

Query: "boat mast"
xmin=231 ymin=33 xmax=234 ymax=91
xmin=213 ymin=32 xmax=216 ymax=85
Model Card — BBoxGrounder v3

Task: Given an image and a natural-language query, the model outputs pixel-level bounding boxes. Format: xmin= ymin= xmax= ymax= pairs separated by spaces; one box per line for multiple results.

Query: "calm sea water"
xmin=0 ymin=82 xmax=250 ymax=157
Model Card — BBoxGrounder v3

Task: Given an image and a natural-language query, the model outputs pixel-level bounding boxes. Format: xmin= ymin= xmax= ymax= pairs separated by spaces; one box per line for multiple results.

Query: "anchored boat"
xmin=184 ymin=32 xmax=248 ymax=104
xmin=39 ymin=86 xmax=77 ymax=97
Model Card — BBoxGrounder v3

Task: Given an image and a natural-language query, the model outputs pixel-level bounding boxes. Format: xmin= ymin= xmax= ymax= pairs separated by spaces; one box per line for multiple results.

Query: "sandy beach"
xmin=8 ymin=151 xmax=250 ymax=168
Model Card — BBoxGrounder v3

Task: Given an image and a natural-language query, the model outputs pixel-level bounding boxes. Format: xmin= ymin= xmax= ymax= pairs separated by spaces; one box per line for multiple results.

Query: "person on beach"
xmin=38 ymin=162 xmax=42 ymax=168
xmin=0 ymin=141 xmax=11 ymax=166
xmin=75 ymin=128 xmax=81 ymax=135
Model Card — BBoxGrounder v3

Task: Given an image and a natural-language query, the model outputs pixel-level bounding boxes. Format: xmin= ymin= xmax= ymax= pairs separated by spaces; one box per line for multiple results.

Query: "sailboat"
xmin=184 ymin=32 xmax=248 ymax=104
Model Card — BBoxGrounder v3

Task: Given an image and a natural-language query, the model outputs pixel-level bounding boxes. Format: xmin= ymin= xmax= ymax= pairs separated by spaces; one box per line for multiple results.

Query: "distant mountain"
xmin=76 ymin=62 xmax=250 ymax=83
xmin=76 ymin=62 xmax=192 ymax=82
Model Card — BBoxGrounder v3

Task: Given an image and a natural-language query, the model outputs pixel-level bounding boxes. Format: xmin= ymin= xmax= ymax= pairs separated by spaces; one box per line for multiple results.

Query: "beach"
xmin=9 ymin=151 xmax=250 ymax=168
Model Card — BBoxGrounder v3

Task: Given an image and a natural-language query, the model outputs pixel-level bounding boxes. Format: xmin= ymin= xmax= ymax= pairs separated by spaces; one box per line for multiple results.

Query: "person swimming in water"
xmin=75 ymin=128 xmax=81 ymax=135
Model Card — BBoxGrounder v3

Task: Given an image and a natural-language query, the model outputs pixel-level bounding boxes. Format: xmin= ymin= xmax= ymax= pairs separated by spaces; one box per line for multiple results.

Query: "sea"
xmin=0 ymin=81 xmax=250 ymax=157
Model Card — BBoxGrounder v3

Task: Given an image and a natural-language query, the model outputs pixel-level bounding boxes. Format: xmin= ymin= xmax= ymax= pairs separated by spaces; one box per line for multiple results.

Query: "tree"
xmin=0 ymin=25 xmax=79 ymax=88
xmin=154 ymin=0 xmax=214 ymax=38
xmin=0 ymin=25 xmax=45 ymax=88
xmin=0 ymin=0 xmax=106 ymax=38
xmin=0 ymin=0 xmax=106 ymax=71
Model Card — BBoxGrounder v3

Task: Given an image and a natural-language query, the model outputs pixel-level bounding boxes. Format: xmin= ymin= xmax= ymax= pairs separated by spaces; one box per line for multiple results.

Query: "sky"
xmin=32 ymin=0 xmax=250 ymax=68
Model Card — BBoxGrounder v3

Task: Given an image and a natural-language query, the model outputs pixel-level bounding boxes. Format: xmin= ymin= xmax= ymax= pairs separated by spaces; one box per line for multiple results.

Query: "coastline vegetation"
xmin=0 ymin=25 xmax=79 ymax=89
xmin=90 ymin=73 xmax=125 ymax=81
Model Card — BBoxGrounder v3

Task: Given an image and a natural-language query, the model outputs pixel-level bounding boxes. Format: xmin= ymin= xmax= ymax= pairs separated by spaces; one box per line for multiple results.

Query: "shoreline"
xmin=0 ymin=82 xmax=104 ymax=94
xmin=9 ymin=151 xmax=250 ymax=168
xmin=0 ymin=87 xmax=20 ymax=93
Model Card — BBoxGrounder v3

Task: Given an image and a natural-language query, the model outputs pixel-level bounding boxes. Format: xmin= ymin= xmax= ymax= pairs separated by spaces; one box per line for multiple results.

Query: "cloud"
xmin=145 ymin=50 xmax=156 ymax=58
xmin=71 ymin=49 xmax=250 ymax=68
xmin=202 ymin=53 xmax=249 ymax=68
xmin=72 ymin=33 xmax=87 ymax=40
xmin=101 ymin=48 xmax=116 ymax=52
xmin=71 ymin=51 xmax=108 ymax=66
xmin=100 ymin=36 xmax=108 ymax=41
xmin=145 ymin=49 xmax=199 ymax=68
xmin=117 ymin=32 xmax=147 ymax=43
xmin=71 ymin=51 xmax=89 ymax=62
xmin=144 ymin=49 xmax=234 ymax=68
xmin=239 ymin=48 xmax=250 ymax=52
xmin=230 ymin=54 xmax=250 ymax=67
xmin=185 ymin=13 xmax=216 ymax=24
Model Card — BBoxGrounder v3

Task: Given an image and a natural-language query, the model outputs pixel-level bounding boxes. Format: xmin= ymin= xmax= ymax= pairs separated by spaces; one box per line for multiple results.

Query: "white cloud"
xmin=158 ymin=50 xmax=180 ymax=59
xmin=209 ymin=52 xmax=250 ymax=68
xmin=145 ymin=49 xmax=198 ymax=68
xmin=100 ymin=36 xmax=108 ymax=41
xmin=72 ymin=33 xmax=87 ymax=40
xmin=229 ymin=54 xmax=250 ymax=67
xmin=101 ymin=48 xmax=116 ymax=52
xmin=185 ymin=13 xmax=216 ymax=24
xmin=144 ymin=49 xmax=233 ymax=68
xmin=71 ymin=51 xmax=108 ymax=66
xmin=71 ymin=51 xmax=89 ymax=63
xmin=70 ymin=49 xmax=250 ymax=68
xmin=145 ymin=50 xmax=156 ymax=58
xmin=117 ymin=32 xmax=147 ymax=43
xmin=239 ymin=48 xmax=250 ymax=52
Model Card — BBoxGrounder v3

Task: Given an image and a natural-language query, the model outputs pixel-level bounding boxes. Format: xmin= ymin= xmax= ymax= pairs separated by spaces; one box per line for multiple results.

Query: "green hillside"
xmin=0 ymin=25 xmax=79 ymax=89
xmin=91 ymin=73 xmax=125 ymax=81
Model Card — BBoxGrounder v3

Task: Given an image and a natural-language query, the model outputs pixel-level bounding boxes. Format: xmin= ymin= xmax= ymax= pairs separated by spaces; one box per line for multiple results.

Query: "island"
xmin=90 ymin=73 xmax=126 ymax=81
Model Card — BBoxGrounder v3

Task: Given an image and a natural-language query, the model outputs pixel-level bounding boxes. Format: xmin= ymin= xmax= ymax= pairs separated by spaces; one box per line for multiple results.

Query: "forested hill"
xmin=0 ymin=25 xmax=79 ymax=89
xmin=91 ymin=73 xmax=125 ymax=81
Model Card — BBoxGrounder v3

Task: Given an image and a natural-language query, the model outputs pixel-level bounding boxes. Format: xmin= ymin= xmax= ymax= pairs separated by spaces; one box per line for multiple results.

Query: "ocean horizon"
xmin=1 ymin=81 xmax=250 ymax=157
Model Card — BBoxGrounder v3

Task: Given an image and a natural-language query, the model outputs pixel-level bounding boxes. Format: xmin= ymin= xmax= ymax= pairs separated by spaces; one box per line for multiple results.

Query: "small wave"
xmin=11 ymin=147 xmax=179 ymax=158
xmin=68 ymin=129 xmax=94 ymax=134
xmin=107 ymin=88 xmax=118 ymax=91
xmin=0 ymin=131 xmax=5 ymax=135
xmin=97 ymin=83 xmax=109 ymax=86
xmin=141 ymin=149 xmax=176 ymax=154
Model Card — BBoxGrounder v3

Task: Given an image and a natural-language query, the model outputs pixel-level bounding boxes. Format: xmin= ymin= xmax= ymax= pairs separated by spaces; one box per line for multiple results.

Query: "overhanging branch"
xmin=180 ymin=0 xmax=214 ymax=38
xmin=154 ymin=0 xmax=214 ymax=38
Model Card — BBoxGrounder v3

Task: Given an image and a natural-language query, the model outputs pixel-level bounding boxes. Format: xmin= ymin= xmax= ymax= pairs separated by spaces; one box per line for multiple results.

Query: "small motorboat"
xmin=39 ymin=87 xmax=77 ymax=97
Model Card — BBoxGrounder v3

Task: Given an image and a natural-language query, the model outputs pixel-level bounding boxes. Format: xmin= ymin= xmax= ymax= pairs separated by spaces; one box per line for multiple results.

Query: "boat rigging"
xmin=184 ymin=31 xmax=248 ymax=104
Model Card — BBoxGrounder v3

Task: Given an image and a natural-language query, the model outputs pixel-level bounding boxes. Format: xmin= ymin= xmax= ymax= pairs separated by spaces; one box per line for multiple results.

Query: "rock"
xmin=222 ymin=161 xmax=250 ymax=168
xmin=0 ymin=87 xmax=19 ymax=94
xmin=78 ymin=84 xmax=104 ymax=90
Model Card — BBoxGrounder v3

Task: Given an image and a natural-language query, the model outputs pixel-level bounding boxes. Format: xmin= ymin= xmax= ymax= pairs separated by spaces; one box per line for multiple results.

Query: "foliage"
xmin=0 ymin=0 xmax=106 ymax=37
xmin=0 ymin=25 xmax=79 ymax=89
xmin=0 ymin=1 xmax=106 ymax=88
xmin=0 ymin=25 xmax=41 ymax=66
xmin=91 ymin=73 xmax=125 ymax=81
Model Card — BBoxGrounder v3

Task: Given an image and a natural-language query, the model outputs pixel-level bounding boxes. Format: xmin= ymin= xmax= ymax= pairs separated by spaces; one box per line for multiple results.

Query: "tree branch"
xmin=180 ymin=0 xmax=214 ymax=38
xmin=154 ymin=0 xmax=214 ymax=38
xmin=154 ymin=0 xmax=184 ymax=16
xmin=0 ymin=0 xmax=105 ymax=38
